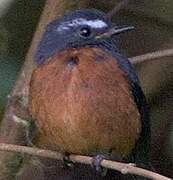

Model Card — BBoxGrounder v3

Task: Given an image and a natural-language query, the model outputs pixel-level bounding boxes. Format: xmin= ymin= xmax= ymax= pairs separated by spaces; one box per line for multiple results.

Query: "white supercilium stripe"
xmin=57 ymin=18 xmax=108 ymax=31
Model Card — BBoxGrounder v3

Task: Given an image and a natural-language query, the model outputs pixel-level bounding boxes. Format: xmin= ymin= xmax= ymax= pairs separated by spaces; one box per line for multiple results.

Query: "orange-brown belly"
xmin=29 ymin=48 xmax=141 ymax=157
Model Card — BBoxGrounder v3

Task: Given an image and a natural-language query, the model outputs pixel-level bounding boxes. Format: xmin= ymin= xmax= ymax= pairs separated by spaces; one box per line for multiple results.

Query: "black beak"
xmin=96 ymin=25 xmax=135 ymax=39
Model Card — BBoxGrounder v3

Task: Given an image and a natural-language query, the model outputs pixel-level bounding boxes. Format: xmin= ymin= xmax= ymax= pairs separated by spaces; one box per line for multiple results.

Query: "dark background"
xmin=0 ymin=0 xmax=172 ymax=178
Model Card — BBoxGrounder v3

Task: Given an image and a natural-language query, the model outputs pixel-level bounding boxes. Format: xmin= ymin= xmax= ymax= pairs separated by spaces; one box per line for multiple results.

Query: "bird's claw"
xmin=62 ymin=154 xmax=74 ymax=169
xmin=92 ymin=154 xmax=108 ymax=176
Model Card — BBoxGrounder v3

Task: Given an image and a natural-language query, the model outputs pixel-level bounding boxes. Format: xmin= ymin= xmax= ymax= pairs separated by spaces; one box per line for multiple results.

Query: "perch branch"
xmin=0 ymin=143 xmax=171 ymax=180
xmin=130 ymin=48 xmax=173 ymax=64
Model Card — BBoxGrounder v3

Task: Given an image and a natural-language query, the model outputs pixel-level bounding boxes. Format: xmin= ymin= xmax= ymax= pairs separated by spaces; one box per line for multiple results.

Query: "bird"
xmin=29 ymin=9 xmax=151 ymax=179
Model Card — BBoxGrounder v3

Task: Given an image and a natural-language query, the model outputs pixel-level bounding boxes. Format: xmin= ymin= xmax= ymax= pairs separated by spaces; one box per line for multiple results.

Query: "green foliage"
xmin=0 ymin=22 xmax=8 ymax=54
xmin=0 ymin=56 xmax=20 ymax=120
xmin=0 ymin=153 xmax=24 ymax=180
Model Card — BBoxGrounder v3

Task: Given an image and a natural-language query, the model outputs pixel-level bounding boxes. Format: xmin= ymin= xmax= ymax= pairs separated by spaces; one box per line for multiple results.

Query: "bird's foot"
xmin=91 ymin=154 xmax=108 ymax=176
xmin=61 ymin=153 xmax=74 ymax=169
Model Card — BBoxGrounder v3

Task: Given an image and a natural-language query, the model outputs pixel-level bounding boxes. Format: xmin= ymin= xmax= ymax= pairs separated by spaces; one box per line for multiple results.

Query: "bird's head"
xmin=35 ymin=9 xmax=134 ymax=65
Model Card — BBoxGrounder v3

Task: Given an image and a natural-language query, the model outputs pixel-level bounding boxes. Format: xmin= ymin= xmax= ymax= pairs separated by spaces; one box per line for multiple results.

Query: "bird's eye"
xmin=79 ymin=27 xmax=92 ymax=38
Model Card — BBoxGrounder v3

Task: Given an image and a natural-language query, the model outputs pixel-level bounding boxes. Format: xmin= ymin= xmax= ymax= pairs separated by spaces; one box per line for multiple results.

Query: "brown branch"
xmin=130 ymin=48 xmax=173 ymax=64
xmin=0 ymin=143 xmax=171 ymax=180
xmin=107 ymin=0 xmax=129 ymax=18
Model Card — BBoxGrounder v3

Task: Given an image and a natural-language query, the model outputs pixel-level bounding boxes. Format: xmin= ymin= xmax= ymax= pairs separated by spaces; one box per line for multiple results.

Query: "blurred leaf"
xmin=0 ymin=56 xmax=20 ymax=117
xmin=0 ymin=22 xmax=8 ymax=54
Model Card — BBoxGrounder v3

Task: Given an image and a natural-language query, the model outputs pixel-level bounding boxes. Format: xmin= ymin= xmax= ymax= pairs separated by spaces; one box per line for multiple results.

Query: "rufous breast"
xmin=29 ymin=47 xmax=141 ymax=157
